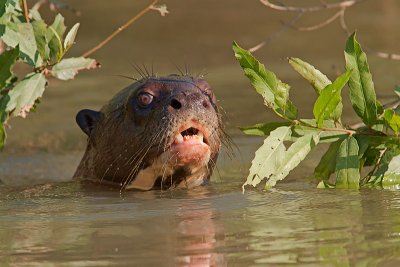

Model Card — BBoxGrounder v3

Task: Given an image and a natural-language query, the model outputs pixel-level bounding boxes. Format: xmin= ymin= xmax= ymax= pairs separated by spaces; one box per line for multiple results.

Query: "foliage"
xmin=0 ymin=0 xmax=98 ymax=149
xmin=234 ymin=33 xmax=400 ymax=190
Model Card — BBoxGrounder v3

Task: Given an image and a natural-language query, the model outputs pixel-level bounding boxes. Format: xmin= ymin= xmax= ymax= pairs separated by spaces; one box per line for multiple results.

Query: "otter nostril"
xmin=170 ymin=98 xmax=182 ymax=110
xmin=202 ymin=100 xmax=209 ymax=108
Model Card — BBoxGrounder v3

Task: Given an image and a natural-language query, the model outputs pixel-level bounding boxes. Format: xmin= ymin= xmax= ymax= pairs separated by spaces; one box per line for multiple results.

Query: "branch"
xmin=259 ymin=0 xmax=363 ymax=12
xmin=82 ymin=0 xmax=164 ymax=58
xmin=0 ymin=40 xmax=5 ymax=55
xmin=294 ymin=9 xmax=343 ymax=31
xmin=22 ymin=0 xmax=30 ymax=22
xmin=298 ymin=119 xmax=356 ymax=135
xmin=255 ymin=0 xmax=400 ymax=61
xmin=366 ymin=49 xmax=400 ymax=61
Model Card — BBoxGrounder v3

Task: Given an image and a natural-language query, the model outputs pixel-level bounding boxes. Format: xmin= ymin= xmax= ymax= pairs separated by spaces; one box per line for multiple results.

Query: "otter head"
xmin=74 ymin=75 xmax=222 ymax=190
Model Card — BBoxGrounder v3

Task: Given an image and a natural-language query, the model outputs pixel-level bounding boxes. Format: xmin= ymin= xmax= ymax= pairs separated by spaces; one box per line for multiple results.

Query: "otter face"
xmin=74 ymin=75 xmax=222 ymax=190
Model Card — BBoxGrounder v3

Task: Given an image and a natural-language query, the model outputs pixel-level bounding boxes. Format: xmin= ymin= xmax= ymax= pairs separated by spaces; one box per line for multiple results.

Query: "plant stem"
xmin=22 ymin=0 xmax=30 ymax=23
xmin=82 ymin=0 xmax=159 ymax=58
xmin=298 ymin=119 xmax=356 ymax=135
xmin=259 ymin=0 xmax=364 ymax=12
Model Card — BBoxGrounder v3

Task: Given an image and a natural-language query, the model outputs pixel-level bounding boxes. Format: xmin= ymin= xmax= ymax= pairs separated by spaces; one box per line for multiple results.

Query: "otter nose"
xmin=169 ymin=91 xmax=211 ymax=112
xmin=170 ymin=98 xmax=182 ymax=110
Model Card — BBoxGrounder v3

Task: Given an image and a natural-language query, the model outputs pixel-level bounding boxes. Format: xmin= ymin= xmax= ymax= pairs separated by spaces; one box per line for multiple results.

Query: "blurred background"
xmin=2 ymin=2 xmax=400 ymax=266
xmin=1 ymin=0 xmax=399 ymax=184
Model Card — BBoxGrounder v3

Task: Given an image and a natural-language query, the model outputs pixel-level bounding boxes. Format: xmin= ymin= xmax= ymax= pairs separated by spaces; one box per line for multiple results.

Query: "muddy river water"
xmin=1 ymin=0 xmax=400 ymax=266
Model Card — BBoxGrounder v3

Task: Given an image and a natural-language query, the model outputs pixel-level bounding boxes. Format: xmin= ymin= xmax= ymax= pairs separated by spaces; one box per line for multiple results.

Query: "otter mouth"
xmin=173 ymin=127 xmax=209 ymax=146
xmin=170 ymin=123 xmax=211 ymax=164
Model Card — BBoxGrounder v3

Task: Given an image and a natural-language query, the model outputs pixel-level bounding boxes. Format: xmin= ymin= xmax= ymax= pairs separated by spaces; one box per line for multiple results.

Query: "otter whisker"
xmin=101 ymin=152 xmax=124 ymax=182
xmin=171 ymin=63 xmax=185 ymax=77
xmin=124 ymin=128 xmax=163 ymax=167
xmin=112 ymin=74 xmax=139 ymax=81
xmin=151 ymin=62 xmax=155 ymax=77
xmin=122 ymin=128 xmax=165 ymax=190
xmin=120 ymin=136 xmax=158 ymax=187
xmin=184 ymin=63 xmax=192 ymax=77
xmin=195 ymin=68 xmax=208 ymax=79
xmin=130 ymin=62 xmax=147 ymax=80
xmin=160 ymin=151 xmax=176 ymax=190
xmin=142 ymin=63 xmax=150 ymax=78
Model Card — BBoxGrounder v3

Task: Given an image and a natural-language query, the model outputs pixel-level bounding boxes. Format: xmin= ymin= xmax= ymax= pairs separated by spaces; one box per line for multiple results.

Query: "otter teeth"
xmin=175 ymin=134 xmax=184 ymax=144
xmin=197 ymin=131 xmax=204 ymax=141
xmin=174 ymin=129 xmax=205 ymax=144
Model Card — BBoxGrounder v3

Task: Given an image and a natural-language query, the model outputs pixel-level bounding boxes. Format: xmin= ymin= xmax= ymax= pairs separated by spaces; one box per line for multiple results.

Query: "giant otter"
xmin=73 ymin=75 xmax=222 ymax=190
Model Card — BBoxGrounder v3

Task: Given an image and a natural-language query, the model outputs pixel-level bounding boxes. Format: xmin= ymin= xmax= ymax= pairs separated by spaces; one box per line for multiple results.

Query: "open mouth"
xmin=173 ymin=127 xmax=209 ymax=146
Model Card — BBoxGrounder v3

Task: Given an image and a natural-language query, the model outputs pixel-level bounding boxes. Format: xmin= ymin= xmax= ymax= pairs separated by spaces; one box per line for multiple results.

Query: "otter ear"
xmin=76 ymin=109 xmax=101 ymax=136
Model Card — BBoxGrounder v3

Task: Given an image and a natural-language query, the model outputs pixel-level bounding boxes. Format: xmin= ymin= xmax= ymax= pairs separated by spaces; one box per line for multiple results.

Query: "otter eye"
xmin=137 ymin=92 xmax=154 ymax=107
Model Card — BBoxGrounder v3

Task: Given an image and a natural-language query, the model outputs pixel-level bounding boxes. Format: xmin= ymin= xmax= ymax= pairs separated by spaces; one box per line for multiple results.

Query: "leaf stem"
xmin=298 ymin=119 xmax=356 ymax=135
xmin=82 ymin=0 xmax=159 ymax=58
xmin=22 ymin=0 xmax=30 ymax=23
xmin=362 ymin=148 xmax=387 ymax=185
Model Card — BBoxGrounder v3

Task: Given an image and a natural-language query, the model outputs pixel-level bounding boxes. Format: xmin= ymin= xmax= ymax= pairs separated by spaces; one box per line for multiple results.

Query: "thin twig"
xmin=257 ymin=0 xmax=400 ymax=61
xmin=0 ymin=40 xmax=5 ymax=55
xmin=362 ymin=147 xmax=387 ymax=185
xmin=259 ymin=0 xmax=363 ymax=12
xmin=298 ymin=119 xmax=356 ymax=135
xmin=366 ymin=48 xmax=400 ymax=61
xmin=339 ymin=9 xmax=349 ymax=33
xmin=22 ymin=0 xmax=30 ymax=23
xmin=294 ymin=9 xmax=342 ymax=31
xmin=82 ymin=0 xmax=160 ymax=58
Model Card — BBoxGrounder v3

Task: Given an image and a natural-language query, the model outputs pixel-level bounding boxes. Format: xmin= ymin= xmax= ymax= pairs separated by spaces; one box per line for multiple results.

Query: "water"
xmin=1 ymin=0 xmax=400 ymax=266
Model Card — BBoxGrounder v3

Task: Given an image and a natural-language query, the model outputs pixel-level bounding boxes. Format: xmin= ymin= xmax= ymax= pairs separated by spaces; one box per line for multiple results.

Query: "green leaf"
xmin=314 ymin=140 xmax=342 ymax=181
xmin=355 ymin=135 xmax=370 ymax=160
xmin=290 ymin=119 xmax=345 ymax=143
xmin=288 ymin=57 xmax=331 ymax=94
xmin=368 ymin=147 xmax=400 ymax=187
xmin=317 ymin=181 xmax=335 ymax=189
xmin=287 ymin=57 xmax=344 ymax=122
xmin=51 ymin=57 xmax=99 ymax=80
xmin=233 ymin=42 xmax=298 ymax=120
xmin=265 ymin=132 xmax=320 ymax=188
xmin=2 ymin=22 xmax=41 ymax=66
xmin=335 ymin=136 xmax=360 ymax=189
xmin=395 ymin=85 xmax=400 ymax=98
xmin=0 ymin=46 xmax=18 ymax=89
xmin=5 ymin=73 xmax=46 ymax=118
xmin=0 ymin=0 xmax=6 ymax=16
xmin=0 ymin=0 xmax=19 ymax=17
xmin=368 ymin=135 xmax=400 ymax=148
xmin=383 ymin=109 xmax=400 ymax=134
xmin=46 ymin=14 xmax=66 ymax=61
xmin=345 ymin=32 xmax=378 ymax=126
xmin=243 ymin=126 xmax=291 ymax=189
xmin=32 ymin=20 xmax=48 ymax=60
xmin=240 ymin=122 xmax=292 ymax=136
xmin=64 ymin=23 xmax=79 ymax=50
xmin=376 ymin=100 xmax=384 ymax=116
xmin=0 ymin=92 xmax=9 ymax=149
xmin=29 ymin=9 xmax=42 ymax=21
xmin=382 ymin=155 xmax=400 ymax=189
xmin=313 ymin=70 xmax=352 ymax=127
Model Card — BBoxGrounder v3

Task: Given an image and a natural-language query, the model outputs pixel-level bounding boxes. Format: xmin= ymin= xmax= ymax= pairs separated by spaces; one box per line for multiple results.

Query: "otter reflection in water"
xmin=73 ymin=75 xmax=225 ymax=190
